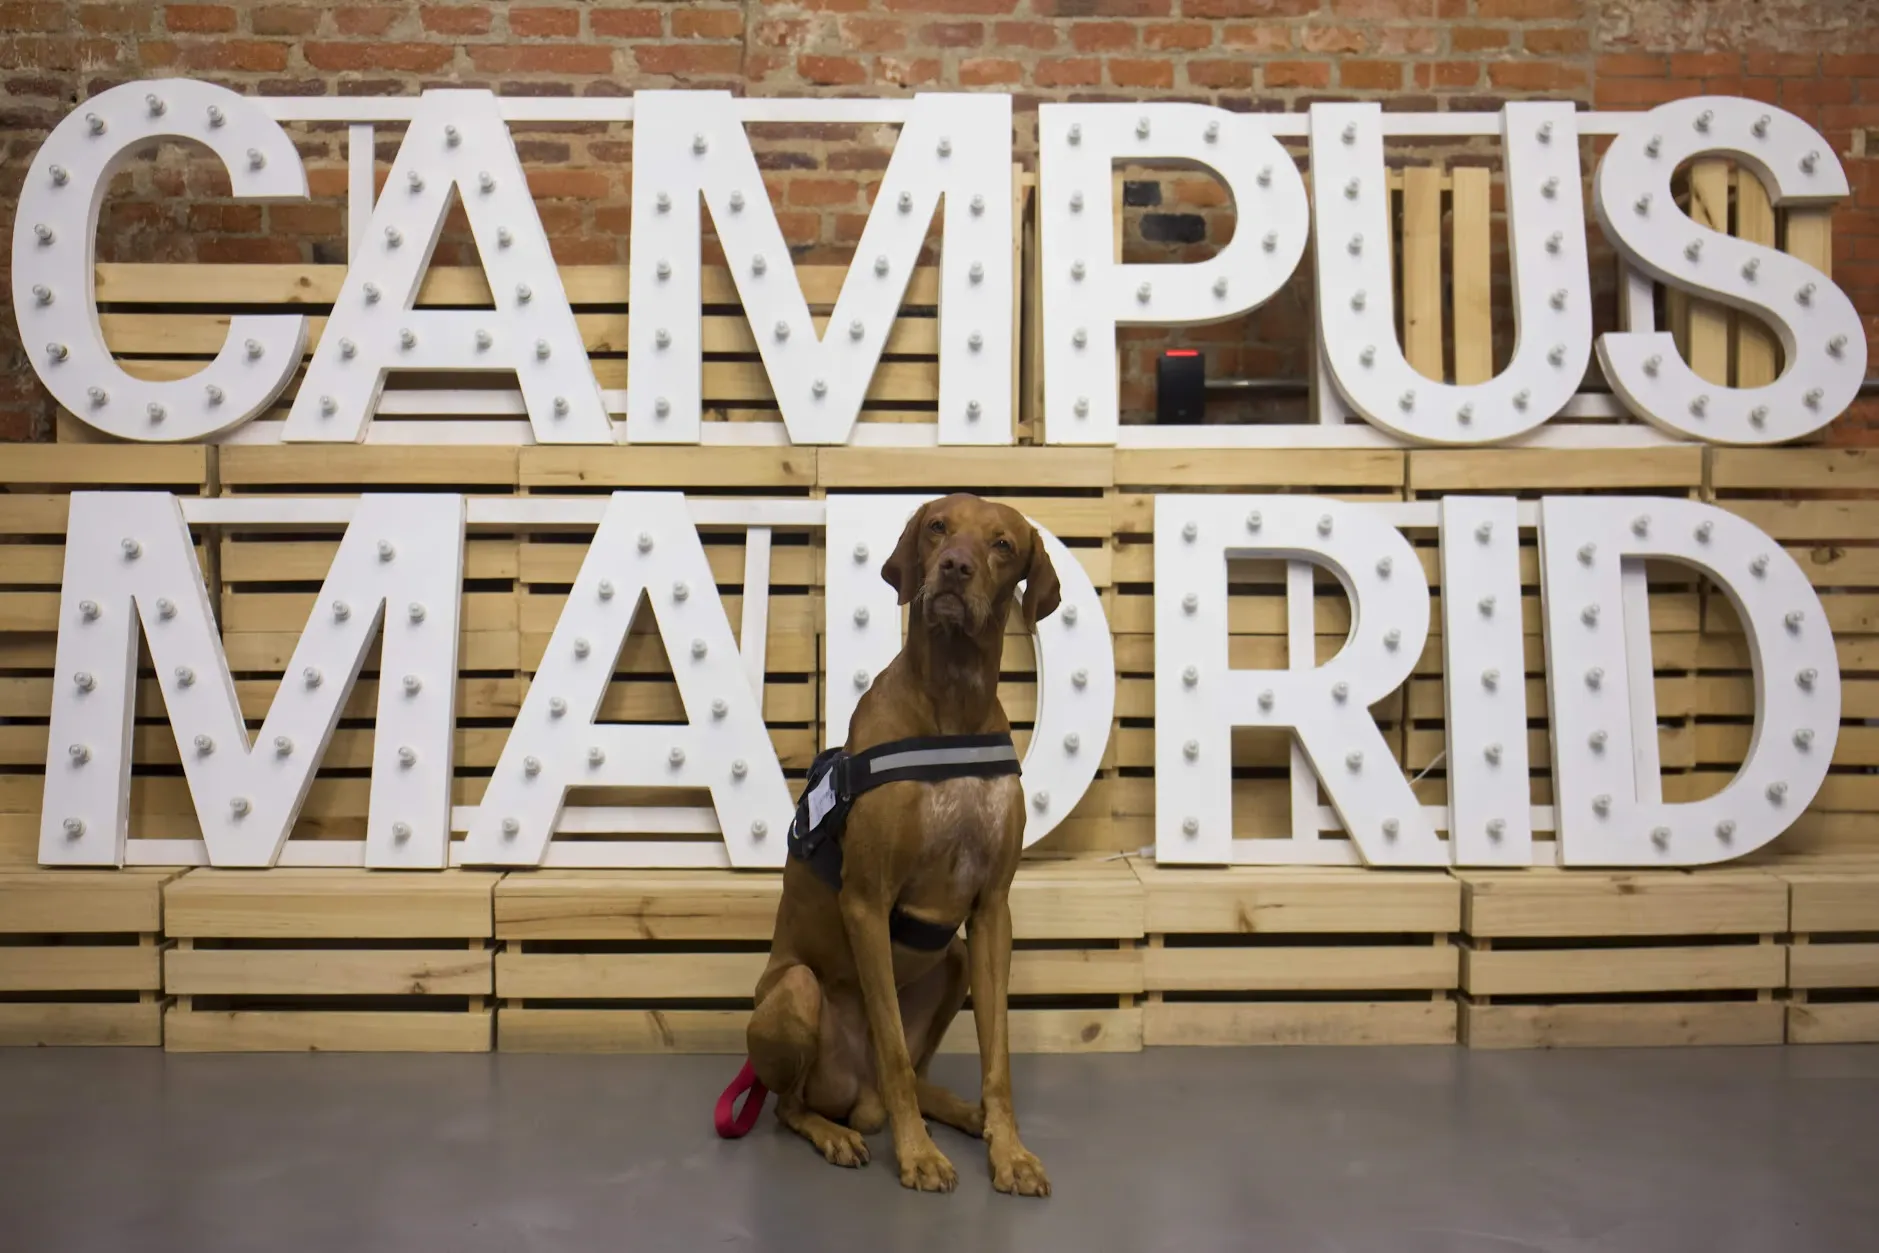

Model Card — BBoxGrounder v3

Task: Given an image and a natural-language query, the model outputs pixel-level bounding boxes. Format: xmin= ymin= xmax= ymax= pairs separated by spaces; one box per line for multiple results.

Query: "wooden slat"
xmin=95 ymin=262 xmax=943 ymax=308
xmin=1457 ymin=870 xmax=1787 ymax=938
xmin=0 ymin=1003 xmax=162 ymax=1047
xmin=1734 ymin=169 xmax=1779 ymax=387
xmin=1686 ymin=159 xmax=1732 ymax=385
xmin=1145 ymin=1001 xmax=1455 ymax=1047
xmin=1463 ymin=1002 xmax=1784 ymax=1049
xmin=1408 ymin=447 xmax=1703 ymax=492
xmin=163 ymin=870 xmax=496 ymax=939
xmin=1134 ymin=862 xmax=1459 ymax=934
xmin=1145 ymin=944 xmax=1456 ymax=992
xmin=166 ymin=947 xmax=493 ymax=997
xmin=1449 ymin=165 xmax=1493 ymax=385
xmin=1401 ymin=165 xmax=1446 ymax=380
xmin=1113 ymin=449 xmax=1401 ymax=490
xmin=0 ymin=945 xmax=162 ymax=993
xmin=1461 ymin=943 xmax=1783 ymax=996
xmin=0 ymin=870 xmax=173 ymax=933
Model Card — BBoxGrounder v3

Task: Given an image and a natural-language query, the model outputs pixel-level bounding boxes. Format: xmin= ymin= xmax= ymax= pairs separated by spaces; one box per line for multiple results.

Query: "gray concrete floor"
xmin=2 ymin=1047 xmax=1877 ymax=1253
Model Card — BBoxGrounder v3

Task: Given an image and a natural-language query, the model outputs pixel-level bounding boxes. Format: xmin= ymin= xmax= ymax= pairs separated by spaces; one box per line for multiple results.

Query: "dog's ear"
xmin=1020 ymin=527 xmax=1061 ymax=626
xmin=881 ymin=502 xmax=928 ymax=606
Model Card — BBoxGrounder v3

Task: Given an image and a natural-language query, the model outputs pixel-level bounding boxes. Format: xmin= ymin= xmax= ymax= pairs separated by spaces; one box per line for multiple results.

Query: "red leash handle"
xmin=714 ymin=1059 xmax=769 ymax=1139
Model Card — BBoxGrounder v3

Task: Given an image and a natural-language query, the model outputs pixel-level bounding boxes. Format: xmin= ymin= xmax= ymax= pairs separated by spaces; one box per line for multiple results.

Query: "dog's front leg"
xmin=968 ymin=886 xmax=1050 ymax=1197
xmin=839 ymin=894 xmax=958 ymax=1192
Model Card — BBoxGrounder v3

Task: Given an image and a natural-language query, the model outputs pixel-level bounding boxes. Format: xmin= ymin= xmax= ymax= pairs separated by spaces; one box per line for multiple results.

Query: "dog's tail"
xmin=714 ymin=1058 xmax=769 ymax=1139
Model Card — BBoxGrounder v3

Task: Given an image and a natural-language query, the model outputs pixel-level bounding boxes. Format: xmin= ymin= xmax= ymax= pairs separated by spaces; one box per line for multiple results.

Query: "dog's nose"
xmin=938 ymin=550 xmax=975 ymax=581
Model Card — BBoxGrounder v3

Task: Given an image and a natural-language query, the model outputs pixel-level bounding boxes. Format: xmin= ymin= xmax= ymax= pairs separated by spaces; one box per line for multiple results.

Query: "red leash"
xmin=714 ymin=1059 xmax=768 ymax=1139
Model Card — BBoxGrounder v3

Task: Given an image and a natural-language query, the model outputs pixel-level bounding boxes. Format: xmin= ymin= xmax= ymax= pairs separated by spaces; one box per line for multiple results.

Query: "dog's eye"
xmin=992 ymin=537 xmax=1014 ymax=554
xmin=927 ymin=518 xmax=947 ymax=536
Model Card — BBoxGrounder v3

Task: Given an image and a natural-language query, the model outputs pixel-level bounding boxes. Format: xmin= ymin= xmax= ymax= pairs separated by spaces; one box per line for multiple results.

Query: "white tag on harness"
xmin=805 ymin=770 xmax=839 ymax=831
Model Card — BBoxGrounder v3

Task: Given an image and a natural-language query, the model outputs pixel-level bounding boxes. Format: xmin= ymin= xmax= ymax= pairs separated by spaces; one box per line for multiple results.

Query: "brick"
xmin=307 ymin=41 xmax=454 ymax=72
xmin=1417 ymin=60 xmax=1481 ymax=89
xmin=797 ymin=54 xmax=868 ymax=85
xmin=333 ymin=6 xmax=401 ymax=36
xmin=884 ymin=0 xmax=1020 ymax=13
xmin=1376 ymin=26 xmax=1440 ymax=54
xmin=470 ymin=44 xmax=614 ymax=74
xmin=1747 ymin=52 xmax=1818 ymax=76
xmin=633 ymin=43 xmax=742 ymax=75
xmin=671 ymin=9 xmax=742 ymax=39
xmin=1109 ymin=57 xmax=1175 ymax=88
xmin=1591 ymin=77 xmax=1682 ymax=107
xmin=1222 ymin=24 xmax=1292 ymax=52
xmin=992 ymin=20 xmax=1056 ymax=48
xmin=526 ymin=169 xmax=611 ymax=199
xmin=1262 ymin=60 xmax=1330 ymax=89
xmin=187 ymin=203 xmax=263 ymax=232
xmin=268 ymin=203 xmax=344 ymax=237
xmin=879 ymin=55 xmax=941 ymax=85
xmin=1143 ymin=22 xmax=1212 ymax=51
xmin=164 ymin=5 xmax=235 ymax=33
xmin=200 ymin=237 xmax=302 ymax=264
xmin=1032 ymin=0 xmax=1170 ymax=14
xmin=421 ymin=5 xmax=493 ymax=35
xmin=1596 ymin=53 xmax=1669 ymax=78
xmin=1071 ymin=21 xmax=1136 ymax=52
xmin=1451 ymin=26 xmax=1509 ymax=52
xmin=1523 ymin=27 xmax=1588 ymax=56
xmin=919 ymin=21 xmax=983 ymax=47
xmin=841 ymin=17 xmax=907 ymax=51
xmin=1826 ymin=54 xmax=1879 ymax=78
xmin=1475 ymin=0 xmax=1577 ymax=17
xmin=1302 ymin=25 xmax=1367 ymax=53
xmin=1328 ymin=0 xmax=1438 ymax=15
xmin=252 ymin=5 xmax=321 ymax=36
xmin=180 ymin=39 xmax=292 ymax=72
xmin=789 ymin=178 xmax=859 ymax=207
xmin=1488 ymin=61 xmax=1587 ymax=92
xmin=959 ymin=55 xmax=1023 ymax=85
xmin=510 ymin=8 xmax=581 ymax=38
xmin=593 ymin=9 xmax=662 ymax=38
xmin=1033 ymin=57 xmax=1101 ymax=87
xmin=1669 ymin=52 xmax=1741 ymax=77
xmin=1340 ymin=60 xmax=1403 ymax=90
xmin=1190 ymin=58 xmax=1258 ymax=88
xmin=79 ymin=4 xmax=151 ymax=32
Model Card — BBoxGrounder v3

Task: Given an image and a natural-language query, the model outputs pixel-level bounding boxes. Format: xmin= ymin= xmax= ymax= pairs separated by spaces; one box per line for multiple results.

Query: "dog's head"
xmin=881 ymin=494 xmax=1061 ymax=636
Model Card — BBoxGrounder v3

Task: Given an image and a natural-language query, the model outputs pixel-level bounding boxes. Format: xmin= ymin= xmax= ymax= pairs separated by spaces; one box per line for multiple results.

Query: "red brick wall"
xmin=1 ymin=0 xmax=1873 ymax=439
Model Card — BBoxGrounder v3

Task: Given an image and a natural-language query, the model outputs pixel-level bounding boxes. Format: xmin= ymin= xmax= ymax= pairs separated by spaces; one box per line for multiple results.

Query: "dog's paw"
xmin=896 ymin=1140 xmax=958 ymax=1192
xmin=989 ymin=1141 xmax=1050 ymax=1198
xmin=816 ymin=1124 xmax=870 ymax=1168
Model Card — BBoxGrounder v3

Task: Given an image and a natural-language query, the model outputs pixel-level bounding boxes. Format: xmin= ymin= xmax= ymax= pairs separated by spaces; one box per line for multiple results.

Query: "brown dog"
xmin=746 ymin=493 xmax=1059 ymax=1195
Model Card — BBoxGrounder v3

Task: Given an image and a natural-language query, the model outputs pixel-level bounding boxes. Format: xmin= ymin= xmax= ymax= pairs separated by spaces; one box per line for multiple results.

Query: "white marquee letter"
xmin=14 ymin=80 xmax=307 ymax=442
xmin=42 ymin=493 xmax=465 ymax=868
xmin=1540 ymin=496 xmax=1839 ymax=864
xmin=1440 ymin=496 xmax=1532 ymax=864
xmin=627 ymin=92 xmax=1013 ymax=446
xmin=283 ymin=90 xmax=609 ymax=444
xmin=1038 ymin=102 xmax=1308 ymax=445
xmin=823 ymin=496 xmax=1114 ymax=847
xmin=1313 ymin=102 xmax=1591 ymax=444
xmin=461 ymin=493 xmax=791 ymax=867
xmin=1594 ymin=97 xmax=1864 ymax=443
xmin=1155 ymin=496 xmax=1440 ymax=866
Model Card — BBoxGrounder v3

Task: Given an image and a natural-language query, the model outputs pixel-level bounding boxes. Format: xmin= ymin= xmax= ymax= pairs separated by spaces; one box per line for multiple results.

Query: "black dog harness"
xmin=787 ymin=733 xmax=1022 ymax=952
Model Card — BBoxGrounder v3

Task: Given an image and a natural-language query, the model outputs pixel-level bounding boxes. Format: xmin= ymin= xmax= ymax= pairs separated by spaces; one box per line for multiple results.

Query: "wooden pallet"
xmin=1456 ymin=869 xmax=1789 ymax=1048
xmin=0 ymin=869 xmax=178 ymax=1046
xmin=495 ymin=858 xmax=1144 ymax=1054
xmin=161 ymin=869 xmax=496 ymax=1052
xmin=1133 ymin=859 xmax=1460 ymax=1046
xmin=1781 ymin=864 xmax=1879 ymax=1044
